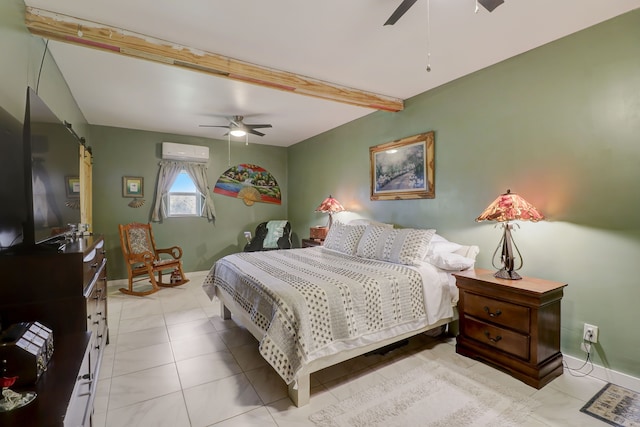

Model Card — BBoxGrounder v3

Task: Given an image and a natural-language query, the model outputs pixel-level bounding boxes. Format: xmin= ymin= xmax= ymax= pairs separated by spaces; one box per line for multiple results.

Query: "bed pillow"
xmin=356 ymin=225 xmax=436 ymax=266
xmin=426 ymin=252 xmax=475 ymax=271
xmin=323 ymin=222 xmax=367 ymax=255
xmin=426 ymin=234 xmax=463 ymax=257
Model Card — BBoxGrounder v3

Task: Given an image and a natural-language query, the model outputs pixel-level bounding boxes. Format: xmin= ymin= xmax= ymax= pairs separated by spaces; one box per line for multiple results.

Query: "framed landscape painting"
xmin=370 ymin=131 xmax=435 ymax=200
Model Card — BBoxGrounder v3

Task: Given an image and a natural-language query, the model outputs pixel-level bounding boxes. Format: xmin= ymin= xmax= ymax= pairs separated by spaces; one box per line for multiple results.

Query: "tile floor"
xmin=94 ymin=271 xmax=611 ymax=426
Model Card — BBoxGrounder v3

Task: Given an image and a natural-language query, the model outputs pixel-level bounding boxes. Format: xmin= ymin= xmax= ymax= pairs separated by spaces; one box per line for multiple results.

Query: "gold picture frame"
xmin=370 ymin=131 xmax=435 ymax=200
xmin=123 ymin=176 xmax=144 ymax=198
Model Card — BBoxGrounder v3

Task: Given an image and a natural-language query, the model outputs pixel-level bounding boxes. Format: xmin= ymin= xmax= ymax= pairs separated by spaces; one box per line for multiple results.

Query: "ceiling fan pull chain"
xmin=227 ymin=133 xmax=231 ymax=166
xmin=426 ymin=0 xmax=432 ymax=72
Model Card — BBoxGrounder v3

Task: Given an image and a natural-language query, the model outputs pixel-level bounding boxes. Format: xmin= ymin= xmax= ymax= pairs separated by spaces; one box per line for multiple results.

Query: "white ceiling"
xmin=24 ymin=0 xmax=640 ymax=147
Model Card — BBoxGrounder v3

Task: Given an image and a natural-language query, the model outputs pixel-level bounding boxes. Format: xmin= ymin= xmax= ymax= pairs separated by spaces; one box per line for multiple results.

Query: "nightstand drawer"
xmin=464 ymin=292 xmax=530 ymax=333
xmin=464 ymin=317 xmax=530 ymax=360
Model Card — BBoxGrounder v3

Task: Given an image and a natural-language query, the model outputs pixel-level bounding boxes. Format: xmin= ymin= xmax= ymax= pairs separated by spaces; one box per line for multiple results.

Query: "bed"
xmin=202 ymin=222 xmax=479 ymax=406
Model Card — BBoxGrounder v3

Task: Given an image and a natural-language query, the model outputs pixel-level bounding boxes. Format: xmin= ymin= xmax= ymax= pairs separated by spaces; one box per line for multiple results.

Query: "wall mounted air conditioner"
xmin=162 ymin=142 xmax=209 ymax=162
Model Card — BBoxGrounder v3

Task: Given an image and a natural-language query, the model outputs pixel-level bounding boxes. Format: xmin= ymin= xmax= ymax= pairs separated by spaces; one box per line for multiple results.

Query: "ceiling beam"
xmin=25 ymin=7 xmax=404 ymax=112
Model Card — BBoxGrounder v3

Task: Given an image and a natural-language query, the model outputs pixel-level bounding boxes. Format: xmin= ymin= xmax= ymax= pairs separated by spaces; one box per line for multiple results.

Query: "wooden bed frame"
xmin=214 ymin=285 xmax=458 ymax=407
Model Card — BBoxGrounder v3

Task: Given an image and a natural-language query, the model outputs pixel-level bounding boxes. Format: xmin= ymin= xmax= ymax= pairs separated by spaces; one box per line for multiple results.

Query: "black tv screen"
xmin=24 ymin=87 xmax=82 ymax=246
xmin=0 ymin=104 xmax=27 ymax=252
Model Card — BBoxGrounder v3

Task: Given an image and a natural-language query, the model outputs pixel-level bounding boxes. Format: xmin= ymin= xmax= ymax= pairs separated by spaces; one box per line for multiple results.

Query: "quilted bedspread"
xmin=203 ymin=247 xmax=438 ymax=384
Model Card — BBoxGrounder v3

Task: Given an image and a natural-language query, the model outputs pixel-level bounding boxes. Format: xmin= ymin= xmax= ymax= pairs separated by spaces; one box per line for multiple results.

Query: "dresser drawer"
xmin=82 ymin=239 xmax=105 ymax=289
xmin=464 ymin=292 xmax=530 ymax=333
xmin=464 ymin=317 xmax=530 ymax=360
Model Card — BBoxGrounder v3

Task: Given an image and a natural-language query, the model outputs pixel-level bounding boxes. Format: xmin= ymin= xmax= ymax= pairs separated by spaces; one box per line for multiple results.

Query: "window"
xmin=165 ymin=170 xmax=204 ymax=217
xmin=152 ymin=160 xmax=216 ymax=222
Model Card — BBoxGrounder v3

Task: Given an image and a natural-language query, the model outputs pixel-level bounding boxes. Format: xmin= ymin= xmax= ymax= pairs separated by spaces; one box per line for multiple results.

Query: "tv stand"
xmin=0 ymin=235 xmax=108 ymax=426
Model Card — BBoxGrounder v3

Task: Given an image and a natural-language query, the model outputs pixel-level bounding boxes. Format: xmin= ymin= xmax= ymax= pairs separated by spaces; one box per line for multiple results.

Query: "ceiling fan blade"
xmin=248 ymin=129 xmax=266 ymax=137
xmin=384 ymin=0 xmax=418 ymax=26
xmin=478 ymin=0 xmax=504 ymax=12
xmin=246 ymin=124 xmax=272 ymax=129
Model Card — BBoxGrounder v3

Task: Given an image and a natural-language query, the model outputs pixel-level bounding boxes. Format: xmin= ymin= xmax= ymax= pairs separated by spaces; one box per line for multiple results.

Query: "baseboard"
xmin=564 ymin=354 xmax=640 ymax=393
xmin=107 ymin=270 xmax=210 ymax=290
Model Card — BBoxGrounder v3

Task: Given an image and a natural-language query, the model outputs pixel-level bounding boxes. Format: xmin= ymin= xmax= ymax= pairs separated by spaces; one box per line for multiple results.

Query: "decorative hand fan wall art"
xmin=214 ymin=164 xmax=281 ymax=206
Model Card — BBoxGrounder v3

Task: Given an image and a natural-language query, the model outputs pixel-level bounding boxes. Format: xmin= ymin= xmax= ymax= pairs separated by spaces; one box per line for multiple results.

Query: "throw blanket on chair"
xmin=263 ymin=220 xmax=288 ymax=249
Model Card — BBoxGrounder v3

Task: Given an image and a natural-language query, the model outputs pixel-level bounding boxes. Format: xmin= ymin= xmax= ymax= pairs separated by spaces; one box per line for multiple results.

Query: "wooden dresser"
xmin=0 ymin=235 xmax=108 ymax=426
xmin=454 ymin=268 xmax=567 ymax=389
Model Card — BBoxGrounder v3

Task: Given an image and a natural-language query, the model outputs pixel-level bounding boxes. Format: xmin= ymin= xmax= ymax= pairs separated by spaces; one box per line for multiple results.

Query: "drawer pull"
xmin=484 ymin=331 xmax=502 ymax=343
xmin=483 ymin=306 xmax=502 ymax=318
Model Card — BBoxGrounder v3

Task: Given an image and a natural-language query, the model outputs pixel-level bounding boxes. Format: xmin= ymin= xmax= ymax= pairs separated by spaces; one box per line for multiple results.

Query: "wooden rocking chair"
xmin=118 ymin=222 xmax=189 ymax=296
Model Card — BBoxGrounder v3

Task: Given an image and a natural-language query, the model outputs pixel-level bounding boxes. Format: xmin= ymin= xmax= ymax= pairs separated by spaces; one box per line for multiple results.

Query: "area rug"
xmin=309 ymin=358 xmax=538 ymax=427
xmin=580 ymin=383 xmax=640 ymax=427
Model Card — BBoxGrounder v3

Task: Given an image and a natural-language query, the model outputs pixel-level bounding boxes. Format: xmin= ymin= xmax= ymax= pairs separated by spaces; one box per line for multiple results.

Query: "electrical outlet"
xmin=243 ymin=231 xmax=252 ymax=242
xmin=583 ymin=323 xmax=599 ymax=343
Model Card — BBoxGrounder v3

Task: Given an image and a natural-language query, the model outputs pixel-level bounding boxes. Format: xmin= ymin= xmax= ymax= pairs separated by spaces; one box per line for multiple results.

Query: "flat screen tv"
xmin=23 ymin=87 xmax=82 ymax=247
xmin=0 ymin=104 xmax=27 ymax=252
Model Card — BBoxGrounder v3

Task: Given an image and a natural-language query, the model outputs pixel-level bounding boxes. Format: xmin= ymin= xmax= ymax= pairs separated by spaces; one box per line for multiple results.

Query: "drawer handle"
xmin=484 ymin=331 xmax=502 ymax=343
xmin=483 ymin=306 xmax=502 ymax=318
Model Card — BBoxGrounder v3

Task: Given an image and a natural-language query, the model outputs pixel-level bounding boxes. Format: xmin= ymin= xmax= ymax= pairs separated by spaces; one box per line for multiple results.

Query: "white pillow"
xmin=323 ymin=222 xmax=367 ymax=255
xmin=356 ymin=225 xmax=436 ymax=266
xmin=427 ymin=252 xmax=475 ymax=271
xmin=426 ymin=234 xmax=463 ymax=257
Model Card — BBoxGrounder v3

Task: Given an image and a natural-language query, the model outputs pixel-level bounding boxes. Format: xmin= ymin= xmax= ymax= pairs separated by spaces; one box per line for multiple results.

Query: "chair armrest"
xmin=156 ymin=246 xmax=183 ymax=259
xmin=128 ymin=251 xmax=156 ymax=264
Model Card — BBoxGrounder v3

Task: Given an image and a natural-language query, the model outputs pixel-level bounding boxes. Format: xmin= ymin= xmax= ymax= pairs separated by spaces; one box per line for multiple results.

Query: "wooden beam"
xmin=25 ymin=7 xmax=404 ymax=112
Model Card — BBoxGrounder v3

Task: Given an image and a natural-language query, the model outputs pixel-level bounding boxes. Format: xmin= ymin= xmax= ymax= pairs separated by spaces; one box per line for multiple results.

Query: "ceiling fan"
xmin=199 ymin=115 xmax=272 ymax=137
xmin=384 ymin=0 xmax=505 ymax=25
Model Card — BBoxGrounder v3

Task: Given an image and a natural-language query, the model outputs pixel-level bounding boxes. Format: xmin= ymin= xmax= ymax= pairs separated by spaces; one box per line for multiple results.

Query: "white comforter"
xmin=203 ymin=247 xmax=454 ymax=384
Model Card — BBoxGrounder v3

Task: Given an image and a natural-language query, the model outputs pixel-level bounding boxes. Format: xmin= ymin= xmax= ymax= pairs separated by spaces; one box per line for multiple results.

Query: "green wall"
xmin=89 ymin=126 xmax=288 ymax=279
xmin=288 ymin=10 xmax=640 ymax=378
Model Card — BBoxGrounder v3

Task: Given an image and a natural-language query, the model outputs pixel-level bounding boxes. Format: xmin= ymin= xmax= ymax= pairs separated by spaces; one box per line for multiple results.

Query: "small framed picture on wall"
xmin=123 ymin=176 xmax=144 ymax=198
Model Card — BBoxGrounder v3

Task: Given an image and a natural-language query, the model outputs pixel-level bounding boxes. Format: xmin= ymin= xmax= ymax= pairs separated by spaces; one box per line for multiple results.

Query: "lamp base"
xmin=494 ymin=269 xmax=522 ymax=280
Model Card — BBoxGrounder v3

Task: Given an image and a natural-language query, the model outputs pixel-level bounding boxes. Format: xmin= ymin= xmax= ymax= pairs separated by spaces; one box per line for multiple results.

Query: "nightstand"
xmin=302 ymin=238 xmax=323 ymax=248
xmin=454 ymin=268 xmax=567 ymax=389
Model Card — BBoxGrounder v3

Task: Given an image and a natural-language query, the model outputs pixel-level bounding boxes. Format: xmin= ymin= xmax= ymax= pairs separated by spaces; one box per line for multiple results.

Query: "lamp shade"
xmin=315 ymin=195 xmax=345 ymax=214
xmin=476 ymin=189 xmax=544 ymax=223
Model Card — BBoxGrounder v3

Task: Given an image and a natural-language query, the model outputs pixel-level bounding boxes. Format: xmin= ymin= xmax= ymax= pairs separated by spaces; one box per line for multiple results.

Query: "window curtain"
xmin=151 ymin=160 xmax=183 ymax=222
xmin=183 ymin=162 xmax=216 ymax=221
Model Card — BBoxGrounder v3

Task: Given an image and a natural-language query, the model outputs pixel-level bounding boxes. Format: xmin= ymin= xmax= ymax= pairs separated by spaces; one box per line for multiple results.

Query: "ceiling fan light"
xmin=230 ymin=129 xmax=247 ymax=137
